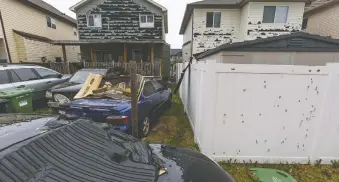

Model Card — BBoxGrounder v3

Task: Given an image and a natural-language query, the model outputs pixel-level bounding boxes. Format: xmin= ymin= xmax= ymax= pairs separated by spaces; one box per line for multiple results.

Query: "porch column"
xmin=90 ymin=46 xmax=94 ymax=62
xmin=124 ymin=43 xmax=127 ymax=63
xmin=151 ymin=43 xmax=154 ymax=64
xmin=62 ymin=45 xmax=67 ymax=62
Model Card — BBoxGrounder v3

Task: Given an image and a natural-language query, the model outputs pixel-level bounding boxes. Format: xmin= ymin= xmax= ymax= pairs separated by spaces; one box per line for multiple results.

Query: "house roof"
xmin=13 ymin=29 xmax=52 ymax=43
xmin=69 ymin=0 xmax=168 ymax=33
xmin=70 ymin=0 xmax=167 ymax=12
xmin=179 ymin=0 xmax=307 ymax=34
xmin=196 ymin=32 xmax=339 ymax=60
xmin=304 ymin=0 xmax=339 ymax=16
xmin=170 ymin=49 xmax=182 ymax=56
xmin=16 ymin=0 xmax=77 ymax=26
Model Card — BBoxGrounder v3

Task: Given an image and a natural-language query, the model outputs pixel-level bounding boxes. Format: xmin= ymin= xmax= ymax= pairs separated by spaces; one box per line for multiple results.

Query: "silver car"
xmin=0 ymin=65 xmax=70 ymax=100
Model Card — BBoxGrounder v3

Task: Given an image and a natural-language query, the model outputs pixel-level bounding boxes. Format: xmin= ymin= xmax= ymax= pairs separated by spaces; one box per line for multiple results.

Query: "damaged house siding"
xmin=193 ymin=8 xmax=241 ymax=54
xmin=182 ymin=15 xmax=193 ymax=62
xmin=76 ymin=0 xmax=163 ymax=40
xmin=246 ymin=2 xmax=304 ymax=40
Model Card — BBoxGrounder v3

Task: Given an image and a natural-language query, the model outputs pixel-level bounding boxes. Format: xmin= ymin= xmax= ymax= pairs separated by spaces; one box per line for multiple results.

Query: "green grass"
xmin=145 ymin=84 xmax=339 ymax=181
xmin=145 ymin=84 xmax=199 ymax=151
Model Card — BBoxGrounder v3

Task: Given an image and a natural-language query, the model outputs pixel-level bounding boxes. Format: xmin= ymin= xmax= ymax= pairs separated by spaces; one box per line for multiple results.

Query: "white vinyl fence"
xmin=177 ymin=62 xmax=339 ymax=164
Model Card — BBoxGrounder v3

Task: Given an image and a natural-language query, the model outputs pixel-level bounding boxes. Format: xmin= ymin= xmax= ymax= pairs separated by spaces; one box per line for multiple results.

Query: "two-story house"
xmin=304 ymin=0 xmax=339 ymax=38
xmin=179 ymin=0 xmax=306 ymax=62
xmin=68 ymin=0 xmax=169 ymax=65
xmin=0 ymin=0 xmax=80 ymax=63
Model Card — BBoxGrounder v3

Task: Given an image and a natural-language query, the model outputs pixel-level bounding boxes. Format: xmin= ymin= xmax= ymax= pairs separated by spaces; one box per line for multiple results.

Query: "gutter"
xmin=0 ymin=11 xmax=11 ymax=63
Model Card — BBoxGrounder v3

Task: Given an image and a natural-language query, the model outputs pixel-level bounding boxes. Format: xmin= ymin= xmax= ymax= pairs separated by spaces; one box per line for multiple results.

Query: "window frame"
xmin=11 ymin=68 xmax=40 ymax=82
xmin=206 ymin=12 xmax=221 ymax=28
xmin=142 ymin=81 xmax=157 ymax=97
xmin=46 ymin=16 xmax=56 ymax=29
xmin=139 ymin=14 xmax=155 ymax=28
xmin=87 ymin=14 xmax=102 ymax=28
xmin=262 ymin=6 xmax=289 ymax=24
xmin=34 ymin=68 xmax=60 ymax=79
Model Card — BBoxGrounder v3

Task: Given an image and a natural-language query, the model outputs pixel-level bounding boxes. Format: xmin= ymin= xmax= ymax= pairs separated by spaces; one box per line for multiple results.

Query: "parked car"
xmin=59 ymin=75 xmax=172 ymax=138
xmin=0 ymin=64 xmax=70 ymax=101
xmin=46 ymin=68 xmax=126 ymax=110
xmin=0 ymin=115 xmax=235 ymax=182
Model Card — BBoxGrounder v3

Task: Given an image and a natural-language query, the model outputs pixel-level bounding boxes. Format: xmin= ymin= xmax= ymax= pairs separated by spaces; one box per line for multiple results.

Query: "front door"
xmin=132 ymin=49 xmax=142 ymax=61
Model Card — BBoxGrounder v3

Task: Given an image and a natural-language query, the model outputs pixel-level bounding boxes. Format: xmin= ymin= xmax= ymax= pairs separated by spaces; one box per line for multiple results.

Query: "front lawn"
xmin=146 ymin=84 xmax=339 ymax=181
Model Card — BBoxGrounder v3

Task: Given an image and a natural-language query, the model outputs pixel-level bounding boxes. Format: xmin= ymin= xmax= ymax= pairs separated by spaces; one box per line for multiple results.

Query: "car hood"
xmin=151 ymin=144 xmax=235 ymax=182
xmin=51 ymin=82 xmax=83 ymax=93
xmin=67 ymin=98 xmax=131 ymax=112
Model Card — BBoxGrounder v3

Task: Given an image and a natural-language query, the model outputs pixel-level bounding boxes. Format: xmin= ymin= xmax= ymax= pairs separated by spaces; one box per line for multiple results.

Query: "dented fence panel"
xmin=177 ymin=62 xmax=339 ymax=164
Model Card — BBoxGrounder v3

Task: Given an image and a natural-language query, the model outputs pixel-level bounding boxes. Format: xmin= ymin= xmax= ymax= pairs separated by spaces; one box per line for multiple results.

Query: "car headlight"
xmin=54 ymin=94 xmax=71 ymax=104
xmin=45 ymin=91 xmax=53 ymax=99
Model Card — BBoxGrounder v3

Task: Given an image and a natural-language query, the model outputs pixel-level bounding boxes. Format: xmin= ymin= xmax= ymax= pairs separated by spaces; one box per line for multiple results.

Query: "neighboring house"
xmin=170 ymin=49 xmax=182 ymax=76
xmin=65 ymin=0 xmax=170 ymax=65
xmin=170 ymin=49 xmax=182 ymax=63
xmin=0 ymin=0 xmax=80 ymax=63
xmin=195 ymin=32 xmax=339 ymax=65
xmin=304 ymin=0 xmax=339 ymax=38
xmin=179 ymin=0 xmax=306 ymax=62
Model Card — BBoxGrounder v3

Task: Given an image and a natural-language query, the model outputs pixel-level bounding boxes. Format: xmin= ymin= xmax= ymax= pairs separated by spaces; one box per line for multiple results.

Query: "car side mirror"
xmin=58 ymin=74 xmax=63 ymax=79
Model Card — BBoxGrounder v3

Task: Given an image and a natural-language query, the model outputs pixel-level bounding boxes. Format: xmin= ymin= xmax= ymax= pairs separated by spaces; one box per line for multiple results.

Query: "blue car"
xmin=59 ymin=76 xmax=172 ymax=138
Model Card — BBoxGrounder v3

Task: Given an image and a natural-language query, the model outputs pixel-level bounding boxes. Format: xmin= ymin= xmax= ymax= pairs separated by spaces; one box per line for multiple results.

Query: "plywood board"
xmin=74 ymin=74 xmax=103 ymax=99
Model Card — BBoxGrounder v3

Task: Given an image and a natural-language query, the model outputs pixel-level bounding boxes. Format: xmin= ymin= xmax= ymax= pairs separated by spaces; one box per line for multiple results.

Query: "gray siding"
xmin=76 ymin=0 xmax=163 ymax=40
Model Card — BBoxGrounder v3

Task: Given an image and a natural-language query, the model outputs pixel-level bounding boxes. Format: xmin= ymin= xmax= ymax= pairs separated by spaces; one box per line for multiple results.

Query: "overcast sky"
xmin=43 ymin=0 xmax=199 ymax=48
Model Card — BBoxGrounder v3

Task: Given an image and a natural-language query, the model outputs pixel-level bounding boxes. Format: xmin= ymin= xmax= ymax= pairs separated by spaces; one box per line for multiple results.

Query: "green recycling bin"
xmin=250 ymin=168 xmax=297 ymax=182
xmin=0 ymin=88 xmax=34 ymax=113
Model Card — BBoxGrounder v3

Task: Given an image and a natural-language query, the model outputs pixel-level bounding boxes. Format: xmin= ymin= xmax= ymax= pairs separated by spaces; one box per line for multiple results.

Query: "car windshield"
xmin=69 ymin=69 xmax=106 ymax=83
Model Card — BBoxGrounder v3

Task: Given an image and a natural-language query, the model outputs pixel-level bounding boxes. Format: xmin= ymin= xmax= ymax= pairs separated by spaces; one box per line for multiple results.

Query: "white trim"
xmin=87 ymin=14 xmax=102 ymax=28
xmin=70 ymin=0 xmax=167 ymax=12
xmin=139 ymin=15 xmax=154 ymax=28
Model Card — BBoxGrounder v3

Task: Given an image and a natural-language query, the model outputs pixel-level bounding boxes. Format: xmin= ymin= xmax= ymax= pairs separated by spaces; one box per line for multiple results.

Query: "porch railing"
xmin=18 ymin=61 xmax=162 ymax=76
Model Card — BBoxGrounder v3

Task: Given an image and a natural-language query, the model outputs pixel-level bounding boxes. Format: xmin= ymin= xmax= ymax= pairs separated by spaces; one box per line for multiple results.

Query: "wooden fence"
xmin=18 ymin=61 xmax=162 ymax=76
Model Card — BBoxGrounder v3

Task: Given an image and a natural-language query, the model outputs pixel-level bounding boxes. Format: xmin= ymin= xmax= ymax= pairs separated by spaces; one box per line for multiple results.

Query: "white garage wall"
xmin=177 ymin=62 xmax=339 ymax=164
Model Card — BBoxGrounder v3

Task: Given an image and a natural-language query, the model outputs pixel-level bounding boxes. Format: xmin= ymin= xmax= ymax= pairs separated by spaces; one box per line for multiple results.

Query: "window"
xmin=263 ymin=6 xmax=289 ymax=23
xmin=73 ymin=28 xmax=77 ymax=36
xmin=34 ymin=68 xmax=59 ymax=79
xmin=0 ymin=70 xmax=9 ymax=84
xmin=140 ymin=15 xmax=154 ymax=28
xmin=132 ymin=49 xmax=142 ymax=61
xmin=9 ymin=70 xmax=21 ymax=83
xmin=87 ymin=14 xmax=102 ymax=27
xmin=151 ymin=81 xmax=163 ymax=92
xmin=206 ymin=12 xmax=221 ymax=28
xmin=143 ymin=81 xmax=156 ymax=97
xmin=47 ymin=16 xmax=56 ymax=29
xmin=12 ymin=69 xmax=38 ymax=82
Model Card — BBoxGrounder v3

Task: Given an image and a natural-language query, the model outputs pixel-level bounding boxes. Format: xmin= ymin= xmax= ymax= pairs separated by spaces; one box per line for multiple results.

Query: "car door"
xmin=10 ymin=68 xmax=45 ymax=100
xmin=151 ymin=80 xmax=168 ymax=106
xmin=0 ymin=70 xmax=15 ymax=92
xmin=141 ymin=81 xmax=159 ymax=117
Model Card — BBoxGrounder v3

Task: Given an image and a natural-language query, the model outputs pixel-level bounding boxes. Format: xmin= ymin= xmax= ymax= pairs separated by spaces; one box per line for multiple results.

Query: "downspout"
xmin=0 ymin=11 xmax=11 ymax=63
xmin=190 ymin=9 xmax=194 ymax=60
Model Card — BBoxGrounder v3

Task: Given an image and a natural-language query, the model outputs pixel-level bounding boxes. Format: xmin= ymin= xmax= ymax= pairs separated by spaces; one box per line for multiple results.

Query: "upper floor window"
xmin=140 ymin=15 xmax=154 ymax=28
xmin=263 ymin=6 xmax=289 ymax=23
xmin=302 ymin=18 xmax=308 ymax=30
xmin=206 ymin=12 xmax=221 ymax=28
xmin=87 ymin=14 xmax=102 ymax=27
xmin=46 ymin=16 xmax=56 ymax=29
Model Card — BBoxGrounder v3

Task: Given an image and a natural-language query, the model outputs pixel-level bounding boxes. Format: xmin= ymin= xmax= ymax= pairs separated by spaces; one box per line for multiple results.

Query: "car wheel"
xmin=139 ymin=116 xmax=151 ymax=138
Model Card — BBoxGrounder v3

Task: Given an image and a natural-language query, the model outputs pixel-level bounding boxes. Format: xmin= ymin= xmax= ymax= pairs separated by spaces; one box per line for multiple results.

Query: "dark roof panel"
xmin=196 ymin=32 xmax=339 ymax=59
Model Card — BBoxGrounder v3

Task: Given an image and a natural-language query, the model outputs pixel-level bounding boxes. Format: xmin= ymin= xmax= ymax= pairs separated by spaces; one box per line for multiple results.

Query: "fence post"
xmin=130 ymin=61 xmax=139 ymax=138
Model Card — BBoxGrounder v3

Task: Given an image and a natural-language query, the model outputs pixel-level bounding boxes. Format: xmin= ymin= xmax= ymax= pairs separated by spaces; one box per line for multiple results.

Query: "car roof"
xmin=0 ymin=64 xmax=46 ymax=70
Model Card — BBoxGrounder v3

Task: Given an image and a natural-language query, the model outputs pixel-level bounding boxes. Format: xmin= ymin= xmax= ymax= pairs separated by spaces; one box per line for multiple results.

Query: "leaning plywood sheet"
xmin=74 ymin=74 xmax=103 ymax=99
